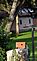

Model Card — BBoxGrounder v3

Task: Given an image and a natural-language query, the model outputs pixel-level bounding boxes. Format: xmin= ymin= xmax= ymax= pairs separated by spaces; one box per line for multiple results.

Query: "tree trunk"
xmin=4 ymin=21 xmax=12 ymax=32
xmin=9 ymin=0 xmax=18 ymax=21
xmin=5 ymin=0 xmax=18 ymax=32
xmin=16 ymin=15 xmax=19 ymax=35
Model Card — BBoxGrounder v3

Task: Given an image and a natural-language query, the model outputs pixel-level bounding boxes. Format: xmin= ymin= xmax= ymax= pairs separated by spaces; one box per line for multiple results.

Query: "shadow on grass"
xmin=10 ymin=30 xmax=32 ymax=37
xmin=19 ymin=33 xmax=27 ymax=36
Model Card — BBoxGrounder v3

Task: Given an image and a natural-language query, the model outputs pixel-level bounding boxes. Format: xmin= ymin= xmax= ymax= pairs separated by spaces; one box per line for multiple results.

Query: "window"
xmin=29 ymin=19 xmax=31 ymax=24
xmin=20 ymin=20 xmax=22 ymax=24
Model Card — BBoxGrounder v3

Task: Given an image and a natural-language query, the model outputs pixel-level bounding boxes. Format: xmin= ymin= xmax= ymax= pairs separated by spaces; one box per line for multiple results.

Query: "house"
xmin=33 ymin=17 xmax=37 ymax=30
xmin=10 ymin=8 xmax=33 ymax=32
xmin=33 ymin=14 xmax=37 ymax=27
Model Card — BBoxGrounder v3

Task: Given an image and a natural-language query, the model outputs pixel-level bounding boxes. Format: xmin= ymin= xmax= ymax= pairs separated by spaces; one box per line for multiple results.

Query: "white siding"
xmin=11 ymin=17 xmax=33 ymax=32
xmin=19 ymin=17 xmax=33 ymax=31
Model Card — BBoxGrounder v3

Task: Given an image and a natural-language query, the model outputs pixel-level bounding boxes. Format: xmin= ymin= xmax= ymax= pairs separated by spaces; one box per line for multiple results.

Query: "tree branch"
xmin=5 ymin=0 xmax=10 ymax=11
xmin=0 ymin=4 xmax=10 ymax=14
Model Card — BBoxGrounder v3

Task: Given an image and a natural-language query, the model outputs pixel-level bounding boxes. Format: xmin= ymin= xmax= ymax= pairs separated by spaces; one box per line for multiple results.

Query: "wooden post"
xmin=16 ymin=15 xmax=19 ymax=35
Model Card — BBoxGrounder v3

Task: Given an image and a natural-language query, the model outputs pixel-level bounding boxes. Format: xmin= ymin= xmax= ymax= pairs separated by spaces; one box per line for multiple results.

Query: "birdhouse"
xmin=16 ymin=42 xmax=26 ymax=48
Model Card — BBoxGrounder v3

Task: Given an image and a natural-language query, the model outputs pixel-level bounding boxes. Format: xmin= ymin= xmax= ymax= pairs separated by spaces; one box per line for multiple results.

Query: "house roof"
xmin=18 ymin=7 xmax=37 ymax=18
xmin=18 ymin=8 xmax=34 ymax=16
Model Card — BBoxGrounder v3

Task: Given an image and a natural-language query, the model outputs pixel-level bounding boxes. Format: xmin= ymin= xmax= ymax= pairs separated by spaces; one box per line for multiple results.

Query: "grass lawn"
xmin=6 ymin=31 xmax=37 ymax=61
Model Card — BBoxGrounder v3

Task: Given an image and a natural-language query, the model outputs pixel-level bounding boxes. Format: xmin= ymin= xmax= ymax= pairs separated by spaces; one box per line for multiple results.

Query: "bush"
xmin=0 ymin=27 xmax=12 ymax=61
